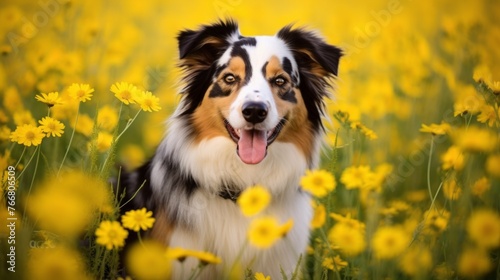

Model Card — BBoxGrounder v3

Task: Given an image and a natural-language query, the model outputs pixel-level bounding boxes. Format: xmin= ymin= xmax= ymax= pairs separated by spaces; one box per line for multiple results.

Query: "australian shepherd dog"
xmin=120 ymin=20 xmax=342 ymax=279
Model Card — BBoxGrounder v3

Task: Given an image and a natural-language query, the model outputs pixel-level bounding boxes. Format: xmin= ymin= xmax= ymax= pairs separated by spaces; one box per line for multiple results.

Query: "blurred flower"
xmin=165 ymin=247 xmax=221 ymax=265
xmin=485 ymin=154 xmax=500 ymax=177
xmin=310 ymin=202 xmax=326 ymax=229
xmin=10 ymin=124 xmax=45 ymax=146
xmin=248 ymin=216 xmax=282 ymax=249
xmin=39 ymin=117 xmax=65 ymax=137
xmin=27 ymin=247 xmax=91 ymax=280
xmin=423 ymin=208 xmax=450 ymax=234
xmin=440 ymin=146 xmax=464 ymax=171
xmin=457 ymin=247 xmax=492 ymax=278
xmin=490 ymin=81 xmax=500 ymax=94
xmin=322 ymin=255 xmax=348 ymax=272
xmin=189 ymin=250 xmax=222 ymax=265
xmin=67 ymin=83 xmax=94 ymax=102
xmin=95 ymin=131 xmax=113 ymax=152
xmin=111 ymin=82 xmax=140 ymax=105
xmin=443 ymin=178 xmax=462 ymax=200
xmin=300 ymin=169 xmax=336 ymax=197
xmin=399 ymin=245 xmax=432 ymax=277
xmin=3 ymin=86 xmax=23 ymax=113
xmin=340 ymin=165 xmax=375 ymax=190
xmin=466 ymin=209 xmax=500 ymax=249
xmin=279 ymin=219 xmax=294 ymax=237
xmin=371 ymin=225 xmax=411 ymax=259
xmin=73 ymin=114 xmax=94 ymax=137
xmin=351 ymin=121 xmax=378 ymax=140
xmin=121 ymin=208 xmax=155 ymax=232
xmin=237 ymin=184 xmax=271 ymax=217
xmin=420 ymin=122 xmax=451 ymax=135
xmin=136 ymin=90 xmax=162 ymax=112
xmin=35 ymin=92 xmax=63 ymax=107
xmin=126 ymin=240 xmax=171 ymax=280
xmin=329 ymin=212 xmax=365 ymax=230
xmin=255 ymin=272 xmax=271 ymax=280
xmin=328 ymin=222 xmax=366 ymax=256
xmin=471 ymin=177 xmax=490 ymax=197
xmin=97 ymin=105 xmax=119 ymax=131
xmin=452 ymin=126 xmax=497 ymax=153
xmin=95 ymin=220 xmax=128 ymax=250
xmin=120 ymin=144 xmax=146 ymax=170
xmin=165 ymin=247 xmax=191 ymax=262
xmin=477 ymin=104 xmax=499 ymax=127
xmin=13 ymin=110 xmax=35 ymax=126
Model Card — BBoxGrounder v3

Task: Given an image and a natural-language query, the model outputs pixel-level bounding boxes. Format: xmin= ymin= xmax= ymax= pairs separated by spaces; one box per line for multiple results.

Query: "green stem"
xmin=13 ymin=146 xmax=26 ymax=170
xmin=426 ymin=136 xmax=434 ymax=200
xmin=22 ymin=145 xmax=41 ymax=222
xmin=58 ymin=103 xmax=81 ymax=176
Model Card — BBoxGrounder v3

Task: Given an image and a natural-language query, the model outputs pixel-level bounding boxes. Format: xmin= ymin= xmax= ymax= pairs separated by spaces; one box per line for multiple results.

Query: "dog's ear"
xmin=177 ymin=19 xmax=239 ymax=66
xmin=277 ymin=26 xmax=343 ymax=130
xmin=277 ymin=25 xmax=342 ymax=78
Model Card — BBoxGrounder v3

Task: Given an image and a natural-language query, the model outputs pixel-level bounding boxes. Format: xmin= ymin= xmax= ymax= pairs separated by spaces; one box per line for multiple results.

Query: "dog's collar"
xmin=218 ymin=189 xmax=241 ymax=202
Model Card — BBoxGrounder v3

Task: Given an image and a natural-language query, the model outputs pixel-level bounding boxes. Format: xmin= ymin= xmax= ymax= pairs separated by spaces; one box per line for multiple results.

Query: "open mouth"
xmin=224 ymin=119 xmax=286 ymax=164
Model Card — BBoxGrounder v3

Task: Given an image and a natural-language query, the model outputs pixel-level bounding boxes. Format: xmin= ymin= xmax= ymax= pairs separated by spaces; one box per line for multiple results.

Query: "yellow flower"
xmin=95 ymin=220 xmax=129 ymax=250
xmin=440 ymin=145 xmax=464 ymax=171
xmin=27 ymin=186 xmax=93 ymax=237
xmin=248 ymin=216 xmax=282 ymax=249
xmin=477 ymin=104 xmax=499 ymax=127
xmin=27 ymin=246 xmax=91 ymax=280
xmin=471 ymin=177 xmax=490 ymax=197
xmin=10 ymin=124 xmax=45 ymax=146
xmin=13 ymin=110 xmax=35 ymax=126
xmin=72 ymin=114 xmax=94 ymax=137
xmin=189 ymin=250 xmax=222 ymax=265
xmin=255 ymin=272 xmax=271 ymax=280
xmin=95 ymin=131 xmax=113 ymax=152
xmin=322 ymin=255 xmax=348 ymax=271
xmin=97 ymin=105 xmax=119 ymax=131
xmin=165 ymin=247 xmax=191 ymax=262
xmin=340 ymin=165 xmax=375 ymax=190
xmin=279 ymin=219 xmax=294 ymax=237
xmin=443 ymin=178 xmax=462 ymax=201
xmin=399 ymin=245 xmax=432 ymax=277
xmin=121 ymin=208 xmax=156 ymax=232
xmin=310 ymin=202 xmax=326 ymax=229
xmin=35 ymin=92 xmax=63 ymax=107
xmin=328 ymin=222 xmax=366 ymax=256
xmin=237 ymin=185 xmax=271 ymax=217
xmin=111 ymin=82 xmax=141 ymax=105
xmin=0 ymin=126 xmax=11 ymax=142
xmin=329 ymin=212 xmax=365 ymax=230
xmin=351 ymin=121 xmax=378 ymax=140
xmin=67 ymin=83 xmax=94 ymax=102
xmin=3 ymin=86 xmax=23 ymax=114
xmin=126 ymin=240 xmax=171 ymax=280
xmin=136 ymin=90 xmax=162 ymax=112
xmin=490 ymin=81 xmax=500 ymax=94
xmin=120 ymin=144 xmax=146 ymax=170
xmin=39 ymin=117 xmax=65 ymax=137
xmin=371 ymin=225 xmax=411 ymax=259
xmin=452 ymin=126 xmax=497 ymax=153
xmin=466 ymin=209 xmax=500 ymax=249
xmin=457 ymin=248 xmax=492 ymax=278
xmin=300 ymin=169 xmax=336 ymax=197
xmin=485 ymin=154 xmax=500 ymax=177
xmin=423 ymin=208 xmax=449 ymax=234
xmin=419 ymin=122 xmax=451 ymax=135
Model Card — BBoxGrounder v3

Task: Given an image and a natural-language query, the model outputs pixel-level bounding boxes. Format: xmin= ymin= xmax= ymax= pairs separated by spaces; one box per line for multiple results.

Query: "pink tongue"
xmin=238 ymin=129 xmax=268 ymax=164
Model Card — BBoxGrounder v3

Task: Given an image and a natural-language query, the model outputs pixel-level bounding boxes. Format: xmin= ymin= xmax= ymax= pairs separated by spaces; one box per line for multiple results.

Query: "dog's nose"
xmin=242 ymin=102 xmax=268 ymax=124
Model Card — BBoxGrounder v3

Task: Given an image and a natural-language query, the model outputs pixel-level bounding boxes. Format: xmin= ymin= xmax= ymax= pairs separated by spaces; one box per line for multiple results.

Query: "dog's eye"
xmin=274 ymin=77 xmax=286 ymax=87
xmin=224 ymin=74 xmax=236 ymax=84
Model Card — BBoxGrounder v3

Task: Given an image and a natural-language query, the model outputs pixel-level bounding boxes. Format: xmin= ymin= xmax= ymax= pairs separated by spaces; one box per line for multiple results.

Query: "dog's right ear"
xmin=177 ymin=19 xmax=240 ymax=67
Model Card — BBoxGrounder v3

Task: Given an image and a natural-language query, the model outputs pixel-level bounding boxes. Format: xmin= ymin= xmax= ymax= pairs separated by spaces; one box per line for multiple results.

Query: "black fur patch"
xmin=209 ymin=82 xmax=231 ymax=98
xmin=233 ymin=37 xmax=257 ymax=48
xmin=230 ymin=44 xmax=252 ymax=85
xmin=261 ymin=61 xmax=269 ymax=77
xmin=280 ymin=89 xmax=297 ymax=103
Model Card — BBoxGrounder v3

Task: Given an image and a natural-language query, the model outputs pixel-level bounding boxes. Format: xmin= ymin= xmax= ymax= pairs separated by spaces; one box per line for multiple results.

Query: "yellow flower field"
xmin=0 ymin=0 xmax=499 ymax=279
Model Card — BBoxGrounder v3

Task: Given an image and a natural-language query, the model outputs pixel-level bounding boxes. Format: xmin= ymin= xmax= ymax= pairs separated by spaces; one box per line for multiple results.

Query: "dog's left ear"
xmin=277 ymin=26 xmax=342 ymax=78
xmin=177 ymin=19 xmax=240 ymax=67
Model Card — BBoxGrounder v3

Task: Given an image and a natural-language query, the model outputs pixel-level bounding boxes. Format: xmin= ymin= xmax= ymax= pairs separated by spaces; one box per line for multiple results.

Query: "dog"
xmin=120 ymin=19 xmax=342 ymax=279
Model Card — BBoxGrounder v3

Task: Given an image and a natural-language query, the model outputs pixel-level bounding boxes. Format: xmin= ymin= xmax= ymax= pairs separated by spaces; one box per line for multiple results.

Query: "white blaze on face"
xmin=217 ymin=36 xmax=298 ymax=164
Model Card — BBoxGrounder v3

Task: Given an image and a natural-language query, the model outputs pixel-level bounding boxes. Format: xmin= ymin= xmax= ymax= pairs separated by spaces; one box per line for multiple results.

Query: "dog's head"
xmin=177 ymin=20 xmax=342 ymax=165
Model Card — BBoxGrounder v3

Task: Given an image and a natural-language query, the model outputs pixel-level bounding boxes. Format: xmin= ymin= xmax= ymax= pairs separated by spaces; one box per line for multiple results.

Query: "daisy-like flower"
xmin=322 ymin=255 xmax=348 ymax=272
xmin=39 ymin=117 xmax=65 ymax=137
xmin=237 ymin=185 xmax=271 ymax=217
xmin=311 ymin=202 xmax=326 ymax=229
xmin=419 ymin=122 xmax=451 ymax=135
xmin=35 ymin=92 xmax=63 ymax=107
xmin=135 ymin=90 xmax=162 ymax=112
xmin=121 ymin=208 xmax=156 ymax=232
xmin=189 ymin=250 xmax=222 ymax=265
xmin=328 ymin=222 xmax=366 ymax=256
xmin=255 ymin=272 xmax=271 ymax=280
xmin=95 ymin=220 xmax=129 ymax=250
xmin=300 ymin=169 xmax=336 ymax=197
xmin=340 ymin=165 xmax=376 ymax=190
xmin=97 ymin=105 xmax=119 ymax=131
xmin=440 ymin=145 xmax=464 ymax=171
xmin=10 ymin=124 xmax=45 ymax=146
xmin=457 ymin=247 xmax=492 ymax=278
xmin=67 ymin=83 xmax=94 ymax=102
xmin=165 ymin=248 xmax=221 ymax=265
xmin=248 ymin=216 xmax=282 ymax=249
xmin=110 ymin=82 xmax=141 ymax=105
